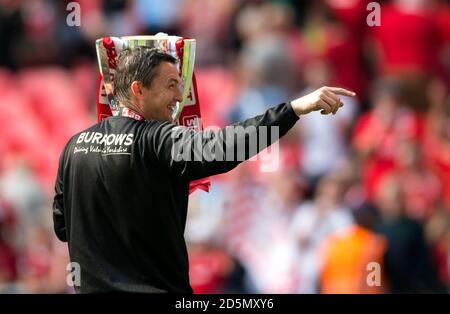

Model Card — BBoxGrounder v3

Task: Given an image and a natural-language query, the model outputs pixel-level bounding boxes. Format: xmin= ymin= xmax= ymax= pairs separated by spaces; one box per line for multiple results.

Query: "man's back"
xmin=53 ymin=116 xmax=192 ymax=293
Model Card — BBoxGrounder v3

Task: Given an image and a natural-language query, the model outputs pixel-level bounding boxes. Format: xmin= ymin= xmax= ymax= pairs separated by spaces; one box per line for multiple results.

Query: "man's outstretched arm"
xmin=147 ymin=86 xmax=355 ymax=181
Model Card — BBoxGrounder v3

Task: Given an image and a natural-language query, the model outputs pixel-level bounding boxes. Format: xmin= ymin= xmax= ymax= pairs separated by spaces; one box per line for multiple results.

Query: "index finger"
xmin=327 ymin=87 xmax=356 ymax=97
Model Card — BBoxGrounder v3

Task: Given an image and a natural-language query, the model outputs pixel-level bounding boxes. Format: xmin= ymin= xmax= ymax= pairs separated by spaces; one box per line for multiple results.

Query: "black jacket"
xmin=53 ymin=102 xmax=299 ymax=293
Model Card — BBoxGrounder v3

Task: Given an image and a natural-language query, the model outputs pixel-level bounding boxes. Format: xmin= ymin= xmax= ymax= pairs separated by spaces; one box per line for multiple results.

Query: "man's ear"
xmin=130 ymin=81 xmax=144 ymax=100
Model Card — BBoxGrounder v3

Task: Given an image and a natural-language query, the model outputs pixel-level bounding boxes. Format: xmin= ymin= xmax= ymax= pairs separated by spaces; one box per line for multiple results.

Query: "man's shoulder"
xmin=138 ymin=119 xmax=188 ymax=138
xmin=56 ymin=122 xmax=101 ymax=164
xmin=66 ymin=116 xmax=138 ymax=141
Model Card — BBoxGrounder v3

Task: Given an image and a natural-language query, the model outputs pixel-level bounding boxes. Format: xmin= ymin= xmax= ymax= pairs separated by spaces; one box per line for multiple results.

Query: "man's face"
xmin=140 ymin=62 xmax=183 ymax=122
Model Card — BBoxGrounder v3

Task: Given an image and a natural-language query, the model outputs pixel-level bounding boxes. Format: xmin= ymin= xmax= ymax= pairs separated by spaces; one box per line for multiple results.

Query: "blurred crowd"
xmin=0 ymin=0 xmax=449 ymax=293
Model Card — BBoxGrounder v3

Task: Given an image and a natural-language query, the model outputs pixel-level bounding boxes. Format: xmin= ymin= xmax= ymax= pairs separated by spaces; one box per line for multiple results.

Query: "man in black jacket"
xmin=53 ymin=47 xmax=355 ymax=293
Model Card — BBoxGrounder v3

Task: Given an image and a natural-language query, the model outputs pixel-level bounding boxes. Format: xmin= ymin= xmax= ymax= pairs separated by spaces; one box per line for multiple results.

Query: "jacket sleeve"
xmin=53 ymin=147 xmax=67 ymax=242
xmin=145 ymin=102 xmax=299 ymax=181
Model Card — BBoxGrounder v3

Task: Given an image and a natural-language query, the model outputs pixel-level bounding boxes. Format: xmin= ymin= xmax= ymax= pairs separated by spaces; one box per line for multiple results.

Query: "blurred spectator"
xmin=423 ymin=81 xmax=450 ymax=209
xmin=369 ymin=0 xmax=445 ymax=77
xmin=425 ymin=206 xmax=450 ymax=288
xmin=374 ymin=174 xmax=446 ymax=293
xmin=221 ymin=161 xmax=303 ymax=293
xmin=227 ymin=2 xmax=297 ymax=123
xmin=17 ymin=223 xmax=53 ymax=293
xmin=319 ymin=206 xmax=387 ymax=294
xmin=0 ymin=158 xmax=46 ymax=225
xmin=297 ymin=58 xmax=358 ymax=192
xmin=307 ymin=0 xmax=371 ymax=99
xmin=368 ymin=0 xmax=450 ymax=111
xmin=0 ymin=0 xmax=23 ymax=69
xmin=290 ymin=173 xmax=354 ymax=293
xmin=352 ymin=78 xmax=425 ymax=200
xmin=178 ymin=0 xmax=237 ymax=65
xmin=393 ymin=138 xmax=442 ymax=221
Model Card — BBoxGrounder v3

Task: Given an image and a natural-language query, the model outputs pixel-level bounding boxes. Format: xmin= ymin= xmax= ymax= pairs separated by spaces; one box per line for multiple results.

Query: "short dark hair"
xmin=114 ymin=47 xmax=177 ymax=104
